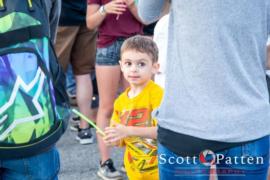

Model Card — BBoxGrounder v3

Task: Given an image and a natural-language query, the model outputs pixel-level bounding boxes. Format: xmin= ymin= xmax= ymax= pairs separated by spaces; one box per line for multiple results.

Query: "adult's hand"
xmin=104 ymin=0 xmax=127 ymax=15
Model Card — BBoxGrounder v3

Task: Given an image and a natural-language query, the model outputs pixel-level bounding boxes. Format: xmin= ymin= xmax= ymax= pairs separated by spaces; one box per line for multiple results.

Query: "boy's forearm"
xmin=126 ymin=126 xmax=157 ymax=139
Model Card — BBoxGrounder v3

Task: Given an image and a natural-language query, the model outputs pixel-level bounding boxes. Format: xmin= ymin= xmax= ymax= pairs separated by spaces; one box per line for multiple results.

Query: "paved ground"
xmin=56 ymin=121 xmax=127 ymax=180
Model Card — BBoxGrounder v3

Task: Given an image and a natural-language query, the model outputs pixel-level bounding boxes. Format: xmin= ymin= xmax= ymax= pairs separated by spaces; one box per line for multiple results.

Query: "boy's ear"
xmin=152 ymin=63 xmax=160 ymax=74
xmin=119 ymin=60 xmax=124 ymax=71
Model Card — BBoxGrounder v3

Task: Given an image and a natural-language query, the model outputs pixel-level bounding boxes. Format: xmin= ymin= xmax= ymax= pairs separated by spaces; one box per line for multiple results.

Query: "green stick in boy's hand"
xmin=71 ymin=108 xmax=105 ymax=137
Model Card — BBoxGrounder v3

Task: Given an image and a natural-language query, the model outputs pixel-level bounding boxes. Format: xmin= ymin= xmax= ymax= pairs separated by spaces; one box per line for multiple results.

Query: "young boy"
xmin=104 ymin=35 xmax=163 ymax=180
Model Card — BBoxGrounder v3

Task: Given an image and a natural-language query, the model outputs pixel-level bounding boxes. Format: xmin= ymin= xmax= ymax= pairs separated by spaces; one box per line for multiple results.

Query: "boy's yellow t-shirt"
xmin=111 ymin=80 xmax=163 ymax=180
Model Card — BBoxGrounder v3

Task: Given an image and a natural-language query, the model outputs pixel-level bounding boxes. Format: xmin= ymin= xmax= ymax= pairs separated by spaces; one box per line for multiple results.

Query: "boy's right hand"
xmin=103 ymin=133 xmax=120 ymax=147
xmin=103 ymin=138 xmax=120 ymax=147
xmin=103 ymin=124 xmax=128 ymax=146
xmin=103 ymin=126 xmax=117 ymax=147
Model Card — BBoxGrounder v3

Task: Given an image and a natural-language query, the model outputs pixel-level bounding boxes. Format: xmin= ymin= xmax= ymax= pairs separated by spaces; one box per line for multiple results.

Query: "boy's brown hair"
xmin=120 ymin=35 xmax=159 ymax=63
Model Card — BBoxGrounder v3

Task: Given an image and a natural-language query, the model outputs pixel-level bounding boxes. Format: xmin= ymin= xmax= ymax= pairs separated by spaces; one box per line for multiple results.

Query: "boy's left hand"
xmin=104 ymin=124 xmax=129 ymax=145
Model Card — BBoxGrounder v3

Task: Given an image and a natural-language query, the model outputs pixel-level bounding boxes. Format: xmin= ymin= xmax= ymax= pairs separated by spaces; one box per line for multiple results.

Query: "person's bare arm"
xmin=267 ymin=45 xmax=270 ymax=69
xmin=86 ymin=0 xmax=127 ymax=30
xmin=161 ymin=0 xmax=171 ymax=17
xmin=138 ymin=0 xmax=170 ymax=24
xmin=124 ymin=0 xmax=146 ymax=24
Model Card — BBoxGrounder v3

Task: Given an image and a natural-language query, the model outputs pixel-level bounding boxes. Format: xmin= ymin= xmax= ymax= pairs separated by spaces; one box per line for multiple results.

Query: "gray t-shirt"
xmin=138 ymin=0 xmax=270 ymax=142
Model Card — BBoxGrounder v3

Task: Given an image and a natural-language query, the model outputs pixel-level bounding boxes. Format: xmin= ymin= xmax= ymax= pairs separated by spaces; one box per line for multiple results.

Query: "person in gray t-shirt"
xmin=138 ymin=0 xmax=270 ymax=179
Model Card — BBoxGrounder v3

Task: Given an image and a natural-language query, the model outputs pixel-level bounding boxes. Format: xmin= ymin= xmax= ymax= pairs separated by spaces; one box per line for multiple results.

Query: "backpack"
xmin=0 ymin=0 xmax=70 ymax=159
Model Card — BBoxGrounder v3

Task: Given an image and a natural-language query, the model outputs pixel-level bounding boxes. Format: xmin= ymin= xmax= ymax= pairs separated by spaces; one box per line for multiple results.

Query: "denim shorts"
xmin=158 ymin=136 xmax=269 ymax=180
xmin=0 ymin=147 xmax=60 ymax=180
xmin=96 ymin=38 xmax=125 ymax=66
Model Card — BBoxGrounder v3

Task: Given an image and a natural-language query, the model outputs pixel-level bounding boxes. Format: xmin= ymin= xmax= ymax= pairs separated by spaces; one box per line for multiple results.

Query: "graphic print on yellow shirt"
xmin=111 ymin=80 xmax=163 ymax=174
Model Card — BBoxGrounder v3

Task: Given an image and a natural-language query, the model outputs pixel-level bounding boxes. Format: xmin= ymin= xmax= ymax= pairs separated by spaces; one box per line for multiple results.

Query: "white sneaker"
xmin=97 ymin=159 xmax=123 ymax=180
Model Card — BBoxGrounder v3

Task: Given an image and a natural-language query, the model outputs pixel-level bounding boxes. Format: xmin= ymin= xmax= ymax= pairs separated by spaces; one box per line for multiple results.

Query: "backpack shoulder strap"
xmin=0 ymin=25 xmax=45 ymax=48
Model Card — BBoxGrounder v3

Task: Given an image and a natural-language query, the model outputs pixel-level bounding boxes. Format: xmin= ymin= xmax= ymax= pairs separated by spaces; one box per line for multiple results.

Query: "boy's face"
xmin=120 ymin=50 xmax=159 ymax=86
